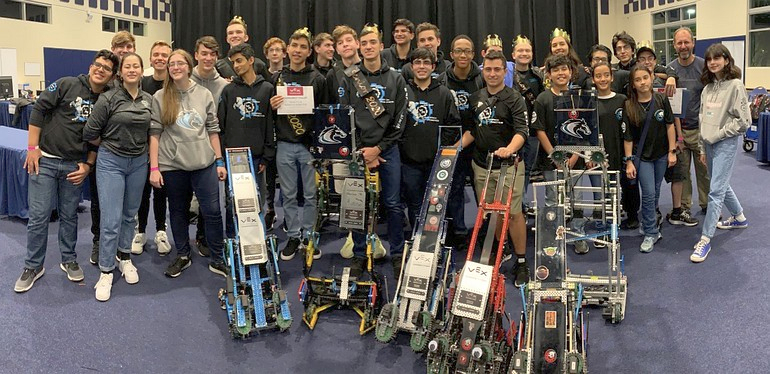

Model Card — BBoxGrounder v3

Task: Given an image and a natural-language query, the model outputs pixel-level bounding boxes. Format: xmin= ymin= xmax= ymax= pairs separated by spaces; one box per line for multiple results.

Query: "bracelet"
xmin=150 ymin=167 xmax=160 ymax=171
xmin=85 ymin=161 xmax=95 ymax=168
xmin=27 ymin=146 xmax=39 ymax=151
xmin=215 ymin=159 xmax=225 ymax=167
xmin=677 ymin=136 xmax=684 ymax=142
xmin=622 ymin=155 xmax=636 ymax=162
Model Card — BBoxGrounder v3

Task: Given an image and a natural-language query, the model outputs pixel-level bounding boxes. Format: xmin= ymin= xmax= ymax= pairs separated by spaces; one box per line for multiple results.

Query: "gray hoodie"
xmin=191 ymin=66 xmax=228 ymax=103
xmin=149 ymin=80 xmax=220 ymax=172
xmin=699 ymin=78 xmax=751 ymax=150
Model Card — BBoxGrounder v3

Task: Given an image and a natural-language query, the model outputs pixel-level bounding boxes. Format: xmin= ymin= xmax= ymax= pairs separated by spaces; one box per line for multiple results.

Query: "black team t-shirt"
xmin=622 ymin=91 xmax=675 ymax=161
xmin=597 ymin=92 xmax=627 ymax=170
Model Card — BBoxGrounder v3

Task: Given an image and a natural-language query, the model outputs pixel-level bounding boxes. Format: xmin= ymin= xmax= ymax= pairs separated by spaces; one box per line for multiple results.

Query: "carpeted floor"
xmin=1 ymin=151 xmax=768 ymax=373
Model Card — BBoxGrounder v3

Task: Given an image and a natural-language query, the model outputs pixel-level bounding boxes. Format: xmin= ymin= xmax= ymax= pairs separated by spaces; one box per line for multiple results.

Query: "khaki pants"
xmin=679 ymin=128 xmax=710 ymax=211
xmin=471 ymin=161 xmax=525 ymax=215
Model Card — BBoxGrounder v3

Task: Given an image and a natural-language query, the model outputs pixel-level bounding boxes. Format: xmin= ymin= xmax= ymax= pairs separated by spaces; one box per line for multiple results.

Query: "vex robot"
xmin=427 ymin=154 xmax=517 ymax=374
xmin=298 ymin=105 xmax=383 ymax=335
xmin=218 ymin=147 xmax=292 ymax=338
xmin=375 ymin=143 xmax=461 ymax=351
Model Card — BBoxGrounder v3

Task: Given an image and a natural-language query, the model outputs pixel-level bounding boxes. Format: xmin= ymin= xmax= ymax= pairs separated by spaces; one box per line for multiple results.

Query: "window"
xmin=133 ymin=22 xmax=145 ymax=36
xmin=0 ymin=1 xmax=48 ymax=23
xmin=652 ymin=5 xmax=696 ymax=65
xmin=0 ymin=1 xmax=22 ymax=20
xmin=25 ymin=3 xmax=47 ymax=23
xmin=102 ymin=16 xmax=115 ymax=32
xmin=102 ymin=15 xmax=145 ymax=37
xmin=750 ymin=1 xmax=770 ymax=66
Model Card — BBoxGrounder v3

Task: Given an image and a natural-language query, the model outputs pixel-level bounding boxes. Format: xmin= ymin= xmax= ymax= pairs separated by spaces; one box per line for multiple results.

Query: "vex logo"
xmin=465 ymin=265 xmax=488 ymax=277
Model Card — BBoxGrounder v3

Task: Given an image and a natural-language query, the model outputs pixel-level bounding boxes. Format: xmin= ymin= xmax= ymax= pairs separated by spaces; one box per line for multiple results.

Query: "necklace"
xmin=639 ymin=100 xmax=652 ymax=112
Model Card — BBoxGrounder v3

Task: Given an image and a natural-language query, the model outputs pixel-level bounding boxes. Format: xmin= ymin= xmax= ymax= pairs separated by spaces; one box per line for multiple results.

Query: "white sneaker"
xmin=340 ymin=232 xmax=354 ymax=259
xmin=131 ymin=233 xmax=146 ymax=255
xmin=373 ymin=234 xmax=387 ymax=259
xmin=155 ymin=230 xmax=171 ymax=255
xmin=94 ymin=272 xmax=114 ymax=301
xmin=118 ymin=259 xmax=139 ymax=284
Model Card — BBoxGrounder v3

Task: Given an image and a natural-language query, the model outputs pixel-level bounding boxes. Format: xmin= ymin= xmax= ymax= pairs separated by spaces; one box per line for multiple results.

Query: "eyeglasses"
xmin=616 ymin=45 xmax=632 ymax=51
xmin=412 ymin=59 xmax=434 ymax=67
xmin=168 ymin=61 xmax=188 ymax=68
xmin=267 ymin=48 xmax=284 ymax=54
xmin=452 ymin=48 xmax=473 ymax=56
xmin=591 ymin=57 xmax=608 ymax=63
xmin=91 ymin=61 xmax=113 ymax=73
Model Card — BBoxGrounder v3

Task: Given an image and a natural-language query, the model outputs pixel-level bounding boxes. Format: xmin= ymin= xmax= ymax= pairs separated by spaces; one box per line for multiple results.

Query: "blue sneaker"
xmin=690 ymin=239 xmax=711 ymax=262
xmin=639 ymin=232 xmax=662 ymax=253
xmin=716 ymin=216 xmax=748 ymax=230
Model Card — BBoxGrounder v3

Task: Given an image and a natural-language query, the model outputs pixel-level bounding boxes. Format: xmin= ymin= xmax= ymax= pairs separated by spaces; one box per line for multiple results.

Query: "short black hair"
xmin=451 ymin=34 xmax=474 ymax=50
xmin=393 ymin=18 xmax=415 ymax=34
xmin=587 ymin=44 xmax=612 ymax=63
xmin=410 ymin=47 xmax=436 ymax=64
xmin=545 ymin=54 xmax=575 ymax=73
xmin=611 ymin=31 xmax=636 ymax=56
xmin=93 ymin=49 xmax=120 ymax=75
xmin=228 ymin=43 xmax=255 ymax=59
xmin=483 ymin=49 xmax=507 ymax=67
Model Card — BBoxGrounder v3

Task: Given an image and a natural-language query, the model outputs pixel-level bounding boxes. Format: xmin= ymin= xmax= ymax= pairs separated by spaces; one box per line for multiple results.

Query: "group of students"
xmin=14 ymin=17 xmax=751 ymax=303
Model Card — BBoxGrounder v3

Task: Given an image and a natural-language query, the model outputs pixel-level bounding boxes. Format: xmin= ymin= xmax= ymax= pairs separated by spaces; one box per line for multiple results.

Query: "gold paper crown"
xmin=484 ymin=34 xmax=503 ymax=49
xmin=292 ymin=27 xmax=312 ymax=41
xmin=512 ymin=34 xmax=531 ymax=48
xmin=637 ymin=40 xmax=653 ymax=50
xmin=550 ymin=28 xmax=571 ymax=43
xmin=230 ymin=15 xmax=246 ymax=27
xmin=362 ymin=23 xmax=381 ymax=37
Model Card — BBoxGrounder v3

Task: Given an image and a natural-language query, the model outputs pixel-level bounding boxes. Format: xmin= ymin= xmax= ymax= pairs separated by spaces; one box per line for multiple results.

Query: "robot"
xmin=298 ymin=105 xmax=383 ymax=335
xmin=218 ymin=147 xmax=292 ymax=338
xmin=375 ymin=144 xmax=461 ymax=351
xmin=426 ymin=154 xmax=517 ymax=374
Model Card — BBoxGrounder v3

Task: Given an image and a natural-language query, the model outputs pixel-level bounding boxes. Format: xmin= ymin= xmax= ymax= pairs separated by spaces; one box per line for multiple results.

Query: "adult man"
xmin=269 ymin=27 xmax=325 ymax=261
xmin=667 ymin=27 xmax=710 ymax=216
xmin=312 ymin=33 xmax=335 ymax=76
xmin=89 ymin=31 xmax=137 ymax=266
xmin=133 ymin=41 xmax=173 ymax=256
xmin=437 ymin=34 xmax=485 ymax=249
xmin=15 ymin=50 xmax=119 ymax=293
xmin=191 ymin=36 xmax=229 ymax=256
xmin=216 ymin=16 xmax=270 ymax=82
xmin=400 ymin=22 xmax=450 ymax=81
xmin=400 ymin=47 xmax=460 ymax=232
xmin=337 ymin=24 xmax=407 ymax=277
xmin=480 ymin=34 xmax=515 ymax=88
xmin=380 ymin=18 xmax=415 ymax=71
xmin=459 ymin=50 xmax=529 ymax=287
xmin=219 ymin=43 xmax=276 ymax=238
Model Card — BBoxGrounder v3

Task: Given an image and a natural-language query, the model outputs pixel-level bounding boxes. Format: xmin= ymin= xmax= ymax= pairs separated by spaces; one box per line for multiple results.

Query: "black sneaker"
xmin=512 ymin=261 xmax=530 ymax=288
xmin=280 ymin=237 xmax=300 ymax=261
xmin=349 ymin=256 xmax=365 ymax=279
xmin=391 ymin=255 xmax=403 ymax=279
xmin=165 ymin=256 xmax=191 ymax=278
xmin=208 ymin=260 xmax=226 ymax=277
xmin=620 ymin=218 xmax=640 ymax=230
xmin=668 ymin=210 xmax=699 ymax=227
xmin=264 ymin=210 xmax=276 ymax=231
xmin=196 ymin=239 xmax=211 ymax=257
xmin=89 ymin=241 xmax=99 ymax=265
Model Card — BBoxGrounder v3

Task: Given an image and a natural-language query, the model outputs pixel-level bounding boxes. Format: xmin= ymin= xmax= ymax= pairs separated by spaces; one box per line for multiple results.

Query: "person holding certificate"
xmin=269 ymin=27 xmax=326 ymax=262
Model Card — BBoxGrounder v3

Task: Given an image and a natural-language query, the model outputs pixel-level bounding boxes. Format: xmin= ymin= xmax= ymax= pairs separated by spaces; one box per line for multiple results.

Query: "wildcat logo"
xmin=654 ymin=109 xmax=664 ymax=122
xmin=407 ymin=100 xmax=434 ymax=125
xmin=70 ymin=97 xmax=92 ymax=122
xmin=318 ymin=125 xmax=348 ymax=145
xmin=561 ymin=118 xmax=592 ymax=139
xmin=477 ymin=106 xmax=496 ymax=126
xmin=615 ymin=108 xmax=623 ymax=121
xmin=176 ymin=109 xmax=204 ymax=131
xmin=234 ymin=96 xmax=261 ymax=120
xmin=451 ymin=89 xmax=470 ymax=111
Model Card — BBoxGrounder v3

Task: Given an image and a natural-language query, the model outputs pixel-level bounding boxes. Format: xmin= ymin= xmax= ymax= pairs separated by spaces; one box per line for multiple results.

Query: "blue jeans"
xmin=637 ymin=155 xmax=668 ymax=236
xmin=276 ymin=141 xmax=317 ymax=239
xmin=353 ymin=146 xmax=404 ymax=257
xmin=163 ymin=164 xmax=224 ymax=260
xmin=702 ymin=136 xmax=743 ymax=238
xmin=24 ymin=157 xmax=82 ymax=269
xmin=96 ymin=148 xmax=148 ymax=272
xmin=401 ymin=162 xmax=431 ymax=231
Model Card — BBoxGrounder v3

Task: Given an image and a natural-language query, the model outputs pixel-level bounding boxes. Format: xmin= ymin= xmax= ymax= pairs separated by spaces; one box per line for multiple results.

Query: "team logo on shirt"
xmin=234 ymin=96 xmax=262 ymax=120
xmin=407 ymin=100 xmax=436 ymax=125
xmin=621 ymin=121 xmax=627 ymax=135
xmin=47 ymin=83 xmax=58 ymax=92
xmin=450 ymin=89 xmax=470 ymax=111
xmin=530 ymin=110 xmax=537 ymax=125
xmin=560 ymin=118 xmax=592 ymax=139
xmin=476 ymin=104 xmax=500 ymax=126
xmin=615 ymin=108 xmax=623 ymax=121
xmin=318 ymin=125 xmax=348 ymax=145
xmin=338 ymin=86 xmax=345 ymax=97
xmin=70 ymin=97 xmax=93 ymax=122
xmin=176 ymin=109 xmax=204 ymax=131
xmin=654 ymin=109 xmax=664 ymax=122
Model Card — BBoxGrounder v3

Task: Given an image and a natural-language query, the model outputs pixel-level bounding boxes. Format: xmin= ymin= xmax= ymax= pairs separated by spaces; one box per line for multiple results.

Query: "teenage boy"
xmin=437 ymin=34 xmax=485 ymax=250
xmin=264 ymin=37 xmax=287 ymax=77
xmin=381 ymin=18 xmax=415 ymax=71
xmin=262 ymin=36 xmax=287 ymax=228
xmin=459 ymin=50 xmax=529 ymax=287
xmin=191 ymin=36 xmax=229 ymax=256
xmin=587 ymin=44 xmax=630 ymax=95
xmin=401 ymin=47 xmax=461 ymax=231
xmin=133 ymin=41 xmax=172 ymax=256
xmin=216 ymin=16 xmax=270 ymax=81
xmin=327 ymin=25 xmax=362 ymax=104
xmin=269 ymin=27 xmax=326 ymax=261
xmin=401 ymin=23 xmax=450 ymax=81
xmin=219 ymin=43 xmax=276 ymax=237
xmin=15 ymin=50 xmax=119 ymax=293
xmin=337 ymin=24 xmax=408 ymax=277
xmin=312 ymin=33 xmax=335 ymax=76
xmin=612 ymin=31 xmax=677 ymax=95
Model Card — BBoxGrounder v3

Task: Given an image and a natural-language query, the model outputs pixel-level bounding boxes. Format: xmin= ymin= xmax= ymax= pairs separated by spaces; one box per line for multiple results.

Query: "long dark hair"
xmin=624 ymin=63 xmax=654 ymax=126
xmin=701 ymin=43 xmax=742 ymax=85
